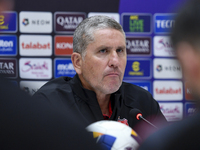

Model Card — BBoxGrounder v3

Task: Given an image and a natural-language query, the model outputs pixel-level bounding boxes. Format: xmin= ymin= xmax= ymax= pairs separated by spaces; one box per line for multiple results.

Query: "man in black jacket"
xmin=33 ymin=16 xmax=167 ymax=140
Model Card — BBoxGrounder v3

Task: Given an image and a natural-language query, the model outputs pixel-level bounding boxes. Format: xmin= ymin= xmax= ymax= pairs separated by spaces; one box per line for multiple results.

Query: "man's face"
xmin=79 ymin=28 xmax=127 ymax=95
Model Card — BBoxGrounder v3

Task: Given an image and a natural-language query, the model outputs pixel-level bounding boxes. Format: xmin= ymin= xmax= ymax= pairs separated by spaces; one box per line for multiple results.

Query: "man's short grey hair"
xmin=73 ymin=15 xmax=125 ymax=58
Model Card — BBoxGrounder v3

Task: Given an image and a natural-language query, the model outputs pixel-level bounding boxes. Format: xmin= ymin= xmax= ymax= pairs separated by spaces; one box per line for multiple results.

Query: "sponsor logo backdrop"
xmin=1 ymin=0 xmax=192 ymax=122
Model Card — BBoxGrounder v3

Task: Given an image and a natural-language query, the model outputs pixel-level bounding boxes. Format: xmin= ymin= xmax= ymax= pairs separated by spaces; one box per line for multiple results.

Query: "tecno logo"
xmin=153 ymin=80 xmax=183 ymax=100
xmin=153 ymin=36 xmax=175 ymax=57
xmin=156 ymin=19 xmax=175 ymax=29
xmin=19 ymin=35 xmax=52 ymax=56
xmin=54 ymin=12 xmax=86 ymax=33
xmin=19 ymin=11 xmax=52 ymax=33
xmin=55 ymin=36 xmax=73 ymax=56
xmin=154 ymin=13 xmax=176 ymax=34
xmin=153 ymin=58 xmax=182 ymax=79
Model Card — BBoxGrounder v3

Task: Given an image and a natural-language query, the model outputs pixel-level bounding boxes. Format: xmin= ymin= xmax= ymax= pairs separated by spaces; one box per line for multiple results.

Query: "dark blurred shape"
xmin=138 ymin=112 xmax=200 ymax=150
xmin=0 ymin=0 xmax=14 ymax=12
xmin=0 ymin=76 xmax=102 ymax=149
xmin=14 ymin=0 xmax=120 ymax=13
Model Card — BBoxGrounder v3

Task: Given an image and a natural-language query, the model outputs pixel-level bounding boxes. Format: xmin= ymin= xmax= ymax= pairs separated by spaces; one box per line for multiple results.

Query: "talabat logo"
xmin=154 ymin=36 xmax=175 ymax=57
xmin=20 ymin=81 xmax=47 ymax=96
xmin=19 ymin=35 xmax=52 ymax=56
xmin=153 ymin=58 xmax=182 ymax=79
xmin=159 ymin=103 xmax=183 ymax=121
xmin=55 ymin=36 xmax=73 ymax=56
xmin=0 ymin=35 xmax=17 ymax=56
xmin=19 ymin=11 xmax=52 ymax=33
xmin=54 ymin=12 xmax=86 ymax=33
xmin=154 ymin=13 xmax=176 ymax=34
xmin=54 ymin=58 xmax=76 ymax=78
xmin=153 ymin=80 xmax=183 ymax=101
xmin=121 ymin=13 xmax=151 ymax=34
xmin=126 ymin=37 xmax=151 ymax=55
xmin=0 ymin=58 xmax=17 ymax=78
xmin=124 ymin=59 xmax=151 ymax=79
xmin=0 ymin=12 xmax=17 ymax=33
xmin=19 ymin=58 xmax=52 ymax=79
xmin=88 ymin=12 xmax=119 ymax=23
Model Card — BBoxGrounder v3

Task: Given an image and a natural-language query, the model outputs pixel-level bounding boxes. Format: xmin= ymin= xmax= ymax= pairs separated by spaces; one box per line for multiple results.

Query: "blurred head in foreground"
xmin=0 ymin=0 xmax=14 ymax=12
xmin=171 ymin=0 xmax=200 ymax=101
xmin=138 ymin=1 xmax=200 ymax=149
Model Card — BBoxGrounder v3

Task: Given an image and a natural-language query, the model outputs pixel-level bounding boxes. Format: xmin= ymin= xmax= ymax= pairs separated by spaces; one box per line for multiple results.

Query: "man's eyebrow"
xmin=96 ymin=45 xmax=126 ymax=50
xmin=96 ymin=45 xmax=112 ymax=50
xmin=117 ymin=46 xmax=126 ymax=49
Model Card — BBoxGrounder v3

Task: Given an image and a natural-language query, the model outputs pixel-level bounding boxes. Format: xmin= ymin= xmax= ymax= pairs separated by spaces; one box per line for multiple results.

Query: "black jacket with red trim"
xmin=33 ymin=74 xmax=167 ymax=139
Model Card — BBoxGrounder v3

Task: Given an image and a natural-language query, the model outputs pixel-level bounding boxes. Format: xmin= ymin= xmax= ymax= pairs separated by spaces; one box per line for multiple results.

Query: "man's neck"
xmin=96 ymin=93 xmax=111 ymax=116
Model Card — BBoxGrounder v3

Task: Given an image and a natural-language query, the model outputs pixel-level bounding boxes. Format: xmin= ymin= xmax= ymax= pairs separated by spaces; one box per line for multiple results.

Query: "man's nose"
xmin=108 ymin=51 xmax=120 ymax=68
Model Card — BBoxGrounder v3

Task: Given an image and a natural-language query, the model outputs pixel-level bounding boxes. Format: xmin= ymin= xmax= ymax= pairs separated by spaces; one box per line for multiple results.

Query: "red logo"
xmin=155 ymin=87 xmax=181 ymax=94
xmin=55 ymin=36 xmax=73 ymax=56
xmin=117 ymin=117 xmax=129 ymax=126
xmin=185 ymin=82 xmax=194 ymax=100
xmin=22 ymin=42 xmax=50 ymax=49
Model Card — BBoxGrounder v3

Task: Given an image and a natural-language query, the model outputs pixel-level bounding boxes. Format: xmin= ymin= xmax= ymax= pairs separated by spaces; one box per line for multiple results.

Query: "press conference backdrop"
xmin=0 ymin=0 xmax=194 ymax=122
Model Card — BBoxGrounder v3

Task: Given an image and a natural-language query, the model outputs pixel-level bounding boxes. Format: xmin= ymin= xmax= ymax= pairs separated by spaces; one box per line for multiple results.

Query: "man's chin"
xmin=105 ymin=83 xmax=121 ymax=94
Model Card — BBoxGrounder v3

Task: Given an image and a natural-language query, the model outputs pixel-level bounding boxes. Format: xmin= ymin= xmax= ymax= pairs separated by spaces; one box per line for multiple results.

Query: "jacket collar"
xmin=69 ymin=74 xmax=98 ymax=105
xmin=69 ymin=74 xmax=123 ymax=120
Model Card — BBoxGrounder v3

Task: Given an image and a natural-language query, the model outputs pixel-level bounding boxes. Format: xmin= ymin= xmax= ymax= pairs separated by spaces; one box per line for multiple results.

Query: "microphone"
xmin=129 ymin=109 xmax=158 ymax=129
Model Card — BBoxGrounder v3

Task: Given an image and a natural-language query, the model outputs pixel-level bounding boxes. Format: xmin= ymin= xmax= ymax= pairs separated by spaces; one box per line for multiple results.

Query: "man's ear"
xmin=71 ymin=52 xmax=82 ymax=74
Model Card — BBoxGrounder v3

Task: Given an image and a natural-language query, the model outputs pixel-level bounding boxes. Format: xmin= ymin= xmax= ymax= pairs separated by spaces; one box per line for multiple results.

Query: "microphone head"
xmin=129 ymin=109 xmax=143 ymax=120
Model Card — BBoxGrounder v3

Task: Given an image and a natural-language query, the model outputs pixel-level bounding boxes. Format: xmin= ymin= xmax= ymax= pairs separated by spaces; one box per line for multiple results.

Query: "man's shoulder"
xmin=121 ymin=82 xmax=155 ymax=107
xmin=36 ymin=76 xmax=73 ymax=93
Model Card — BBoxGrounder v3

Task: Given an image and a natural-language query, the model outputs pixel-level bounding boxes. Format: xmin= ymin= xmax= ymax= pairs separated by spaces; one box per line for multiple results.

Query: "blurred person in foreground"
xmin=0 ymin=77 xmax=102 ymax=150
xmin=33 ymin=15 xmax=167 ymax=140
xmin=138 ymin=0 xmax=200 ymax=149
xmin=0 ymin=1 xmax=101 ymax=149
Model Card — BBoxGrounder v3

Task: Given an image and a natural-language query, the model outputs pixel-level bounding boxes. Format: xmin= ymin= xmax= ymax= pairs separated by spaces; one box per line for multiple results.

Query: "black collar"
xmin=69 ymin=74 xmax=123 ymax=120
